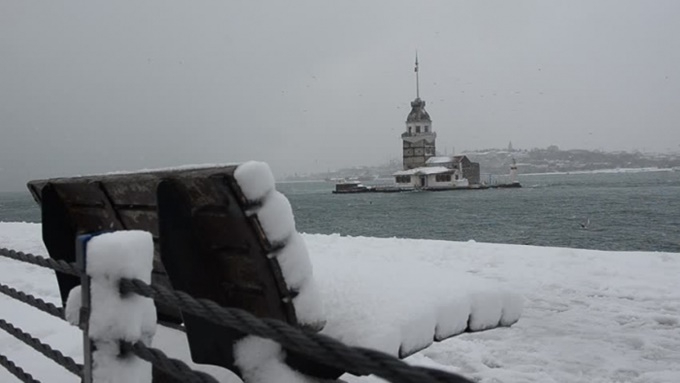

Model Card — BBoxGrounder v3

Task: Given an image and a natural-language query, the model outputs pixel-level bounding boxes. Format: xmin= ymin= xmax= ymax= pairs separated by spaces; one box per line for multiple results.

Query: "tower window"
xmin=416 ymin=126 xmax=421 ymax=133
xmin=408 ymin=127 xmax=412 ymax=134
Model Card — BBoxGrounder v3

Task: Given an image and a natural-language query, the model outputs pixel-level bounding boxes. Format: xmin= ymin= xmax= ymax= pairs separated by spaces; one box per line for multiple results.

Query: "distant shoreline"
xmin=279 ymin=167 xmax=677 ymax=183
xmin=518 ymin=167 xmax=676 ymax=177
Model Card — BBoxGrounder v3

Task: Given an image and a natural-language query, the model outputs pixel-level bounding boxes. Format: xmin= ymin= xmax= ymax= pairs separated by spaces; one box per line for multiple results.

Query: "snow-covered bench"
xmin=27 ymin=162 xmax=522 ymax=382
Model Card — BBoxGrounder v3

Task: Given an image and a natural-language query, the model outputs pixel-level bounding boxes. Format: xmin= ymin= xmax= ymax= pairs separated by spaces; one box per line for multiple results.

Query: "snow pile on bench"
xmin=235 ymin=161 xmax=325 ymax=329
xmin=311 ymin=242 xmax=522 ymax=357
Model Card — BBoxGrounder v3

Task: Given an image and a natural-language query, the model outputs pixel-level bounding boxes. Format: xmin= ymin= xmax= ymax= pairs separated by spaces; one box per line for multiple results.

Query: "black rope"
xmin=121 ymin=342 xmax=219 ymax=383
xmin=0 ymin=248 xmax=80 ymax=276
xmin=0 ymin=319 xmax=82 ymax=377
xmin=120 ymin=278 xmax=474 ymax=383
xmin=0 ymin=353 xmax=41 ymax=383
xmin=0 ymin=283 xmax=65 ymax=320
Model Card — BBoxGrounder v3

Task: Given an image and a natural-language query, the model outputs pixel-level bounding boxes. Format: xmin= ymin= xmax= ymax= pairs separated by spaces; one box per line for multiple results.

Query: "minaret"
xmin=401 ymin=53 xmax=436 ymax=170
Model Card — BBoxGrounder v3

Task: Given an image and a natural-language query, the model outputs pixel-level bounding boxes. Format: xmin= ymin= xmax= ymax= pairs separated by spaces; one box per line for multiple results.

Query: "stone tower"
xmin=401 ymin=54 xmax=436 ymax=170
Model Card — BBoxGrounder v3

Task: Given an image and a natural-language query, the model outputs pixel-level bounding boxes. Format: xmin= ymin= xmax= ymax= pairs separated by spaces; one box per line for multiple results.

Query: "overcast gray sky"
xmin=1 ymin=1 xmax=679 ymax=191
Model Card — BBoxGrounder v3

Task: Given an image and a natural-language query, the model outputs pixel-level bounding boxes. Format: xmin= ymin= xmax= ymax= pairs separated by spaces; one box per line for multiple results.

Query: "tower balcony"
xmin=401 ymin=131 xmax=437 ymax=139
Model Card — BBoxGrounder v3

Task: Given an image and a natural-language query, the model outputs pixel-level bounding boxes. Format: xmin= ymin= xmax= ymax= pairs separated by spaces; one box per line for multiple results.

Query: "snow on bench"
xmin=313 ymin=251 xmax=522 ymax=358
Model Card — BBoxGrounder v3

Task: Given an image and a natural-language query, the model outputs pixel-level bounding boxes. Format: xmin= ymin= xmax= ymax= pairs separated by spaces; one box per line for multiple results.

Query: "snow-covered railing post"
xmin=76 ymin=234 xmax=93 ymax=383
xmin=70 ymin=231 xmax=157 ymax=383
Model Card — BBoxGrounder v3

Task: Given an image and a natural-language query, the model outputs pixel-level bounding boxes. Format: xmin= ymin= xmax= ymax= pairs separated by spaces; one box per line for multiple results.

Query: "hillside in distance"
xmin=280 ymin=147 xmax=680 ymax=182
xmin=466 ymin=146 xmax=680 ymax=176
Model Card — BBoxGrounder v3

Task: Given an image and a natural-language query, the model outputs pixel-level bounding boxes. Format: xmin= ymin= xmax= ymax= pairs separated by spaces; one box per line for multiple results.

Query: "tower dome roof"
xmin=406 ymin=97 xmax=431 ymax=123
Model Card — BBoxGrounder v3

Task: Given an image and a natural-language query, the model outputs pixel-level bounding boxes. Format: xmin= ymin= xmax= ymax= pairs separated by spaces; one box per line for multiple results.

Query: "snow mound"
xmin=311 ymin=247 xmax=522 ymax=357
xmin=234 ymin=336 xmax=317 ymax=383
xmin=64 ymin=285 xmax=82 ymax=326
xmin=253 ymin=191 xmax=296 ymax=243
xmin=234 ymin=161 xmax=276 ymax=202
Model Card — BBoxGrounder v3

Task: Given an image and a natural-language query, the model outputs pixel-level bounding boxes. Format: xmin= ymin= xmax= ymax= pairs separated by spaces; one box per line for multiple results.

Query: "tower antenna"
xmin=414 ymin=51 xmax=420 ymax=99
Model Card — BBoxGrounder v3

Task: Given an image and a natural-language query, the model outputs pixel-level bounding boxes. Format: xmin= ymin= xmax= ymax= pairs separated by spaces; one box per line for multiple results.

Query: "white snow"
xmin=84 ymin=231 xmax=156 ymax=343
xmin=59 ymin=231 xmax=158 ymax=383
xmin=91 ymin=341 xmax=151 ymax=383
xmin=234 ymin=163 xmax=325 ymax=330
xmin=251 ymin=191 xmax=296 ymax=243
xmin=99 ymin=163 xmax=241 ymax=176
xmin=26 ymin=163 xmax=243 ymax=180
xmin=310 ymin=236 xmax=521 ymax=357
xmin=290 ymin=278 xmax=326 ymax=330
xmin=274 ymin=233 xmax=313 ymax=291
xmin=151 ymin=325 xmax=241 ymax=382
xmin=233 ymin=336 xmax=317 ymax=383
xmin=425 ymin=156 xmax=454 ymax=165
xmin=234 ymin=161 xmax=276 ymax=202
xmin=64 ymin=286 xmax=82 ymax=326
xmin=1 ymin=222 xmax=679 ymax=382
xmin=393 ymin=166 xmax=451 ymax=176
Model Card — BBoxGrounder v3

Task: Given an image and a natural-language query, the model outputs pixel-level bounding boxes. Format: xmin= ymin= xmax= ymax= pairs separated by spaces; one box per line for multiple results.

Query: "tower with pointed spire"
xmin=401 ymin=53 xmax=436 ymax=170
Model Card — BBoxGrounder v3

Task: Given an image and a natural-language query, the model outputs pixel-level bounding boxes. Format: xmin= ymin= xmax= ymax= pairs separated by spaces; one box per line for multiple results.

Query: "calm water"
xmin=2 ymin=170 xmax=679 ymax=252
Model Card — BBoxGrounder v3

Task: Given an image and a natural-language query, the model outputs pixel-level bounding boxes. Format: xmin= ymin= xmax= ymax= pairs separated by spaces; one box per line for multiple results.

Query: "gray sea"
xmin=1 ymin=170 xmax=679 ymax=252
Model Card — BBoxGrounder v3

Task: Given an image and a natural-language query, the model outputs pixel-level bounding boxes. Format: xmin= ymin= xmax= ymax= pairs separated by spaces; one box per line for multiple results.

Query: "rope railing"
xmin=120 ymin=278 xmax=475 ymax=383
xmin=1 ymin=246 xmax=475 ymax=383
xmin=0 ymin=319 xmax=82 ymax=377
xmin=0 ymin=248 xmax=81 ymax=382
xmin=0 ymin=282 xmax=64 ymax=319
xmin=121 ymin=341 xmax=220 ymax=383
xmin=0 ymin=354 xmax=41 ymax=383
xmin=0 ymin=248 xmax=80 ymax=276
xmin=0 ymin=247 xmax=215 ymax=383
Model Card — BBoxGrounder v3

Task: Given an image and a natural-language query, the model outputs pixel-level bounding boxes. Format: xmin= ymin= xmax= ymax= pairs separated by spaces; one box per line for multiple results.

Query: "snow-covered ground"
xmin=1 ymin=222 xmax=679 ymax=383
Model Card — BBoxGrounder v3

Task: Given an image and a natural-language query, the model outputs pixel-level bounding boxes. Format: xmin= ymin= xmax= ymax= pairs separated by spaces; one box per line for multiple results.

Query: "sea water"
xmin=2 ymin=170 xmax=679 ymax=252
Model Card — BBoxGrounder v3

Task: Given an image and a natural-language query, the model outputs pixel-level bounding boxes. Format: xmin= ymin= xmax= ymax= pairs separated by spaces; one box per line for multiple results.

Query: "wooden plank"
xmin=117 ymin=209 xmax=160 ymax=237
